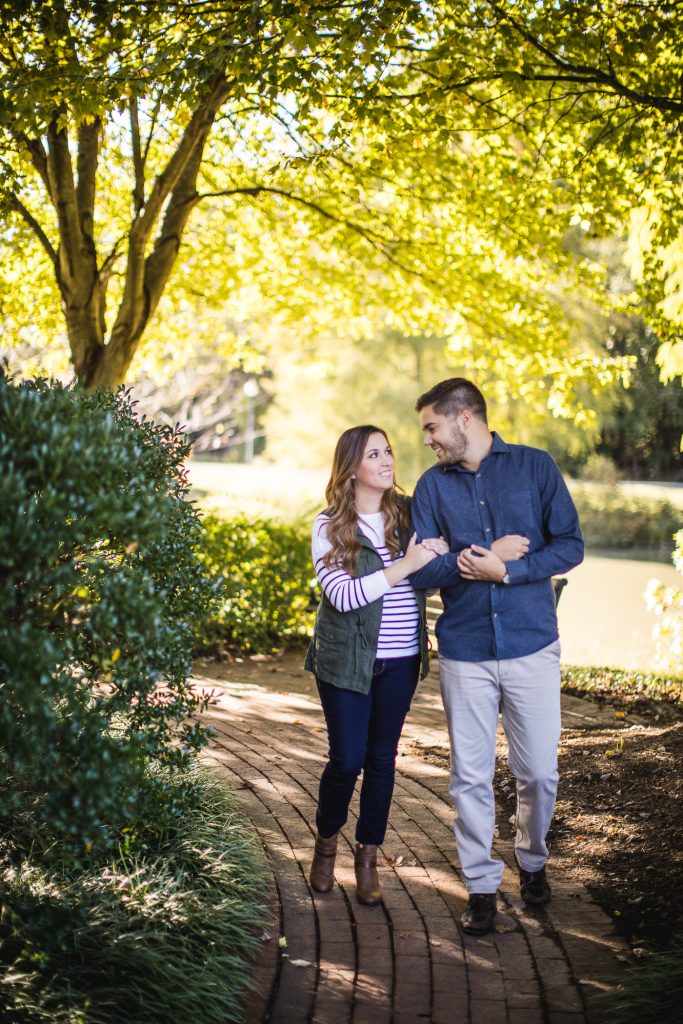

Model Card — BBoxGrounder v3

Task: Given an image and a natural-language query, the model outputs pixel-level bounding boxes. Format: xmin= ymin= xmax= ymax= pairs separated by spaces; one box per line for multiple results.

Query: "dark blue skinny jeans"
xmin=315 ymin=654 xmax=420 ymax=846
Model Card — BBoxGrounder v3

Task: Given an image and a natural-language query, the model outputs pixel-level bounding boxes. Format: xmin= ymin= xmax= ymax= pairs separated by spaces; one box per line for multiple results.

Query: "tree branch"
xmin=11 ymin=132 xmax=54 ymax=202
xmin=99 ymin=73 xmax=235 ymax=385
xmin=487 ymin=0 xmax=683 ymax=116
xmin=46 ymin=110 xmax=85 ymax=281
xmin=76 ymin=116 xmax=100 ymax=232
xmin=2 ymin=191 xmax=58 ymax=267
xmin=142 ymin=90 xmax=163 ymax=167
xmin=130 ymin=94 xmax=145 ymax=215
xmin=195 ymin=185 xmax=442 ymax=284
xmin=137 ymin=71 xmax=233 ymax=241
xmin=142 ymin=143 xmax=207 ymax=320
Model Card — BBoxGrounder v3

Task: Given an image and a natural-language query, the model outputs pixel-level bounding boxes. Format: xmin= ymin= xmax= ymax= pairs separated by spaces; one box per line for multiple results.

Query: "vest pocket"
xmin=316 ymin=622 xmax=347 ymax=644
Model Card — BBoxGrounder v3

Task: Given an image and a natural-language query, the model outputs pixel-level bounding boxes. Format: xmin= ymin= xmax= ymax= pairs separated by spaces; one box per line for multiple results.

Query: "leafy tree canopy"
xmin=0 ymin=1 xmax=680 ymax=404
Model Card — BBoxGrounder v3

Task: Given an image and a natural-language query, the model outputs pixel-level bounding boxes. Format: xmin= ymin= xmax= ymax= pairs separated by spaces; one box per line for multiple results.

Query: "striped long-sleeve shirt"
xmin=312 ymin=511 xmax=420 ymax=658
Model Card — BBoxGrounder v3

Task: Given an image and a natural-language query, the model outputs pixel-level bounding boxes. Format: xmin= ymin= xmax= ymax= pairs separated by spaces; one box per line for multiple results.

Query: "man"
xmin=409 ymin=378 xmax=583 ymax=936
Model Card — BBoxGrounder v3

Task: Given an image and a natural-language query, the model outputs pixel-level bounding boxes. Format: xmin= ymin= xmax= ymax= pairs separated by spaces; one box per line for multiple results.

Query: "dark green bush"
xmin=571 ymin=485 xmax=681 ymax=551
xmin=0 ymin=375 xmax=215 ymax=852
xmin=196 ymin=513 xmax=314 ymax=653
xmin=0 ymin=766 xmax=267 ymax=1024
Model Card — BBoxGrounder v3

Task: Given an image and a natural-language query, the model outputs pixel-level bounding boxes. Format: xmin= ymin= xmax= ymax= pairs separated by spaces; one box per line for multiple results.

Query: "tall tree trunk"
xmin=80 ymin=73 xmax=232 ymax=389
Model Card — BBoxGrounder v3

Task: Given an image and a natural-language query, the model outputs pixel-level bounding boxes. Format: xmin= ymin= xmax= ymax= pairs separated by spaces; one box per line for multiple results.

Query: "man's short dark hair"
xmin=415 ymin=378 xmax=488 ymax=424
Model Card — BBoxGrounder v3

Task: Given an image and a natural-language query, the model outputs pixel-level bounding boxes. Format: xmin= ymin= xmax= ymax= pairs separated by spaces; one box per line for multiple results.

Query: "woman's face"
xmin=353 ymin=432 xmax=395 ymax=494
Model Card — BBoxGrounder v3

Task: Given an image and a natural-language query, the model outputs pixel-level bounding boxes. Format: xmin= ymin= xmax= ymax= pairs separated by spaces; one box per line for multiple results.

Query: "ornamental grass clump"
xmin=0 ymin=766 xmax=267 ymax=1024
xmin=603 ymin=940 xmax=683 ymax=1024
xmin=0 ymin=374 xmax=216 ymax=853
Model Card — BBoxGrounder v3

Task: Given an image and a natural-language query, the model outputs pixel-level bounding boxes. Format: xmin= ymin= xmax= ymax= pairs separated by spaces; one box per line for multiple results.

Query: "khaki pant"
xmin=439 ymin=640 xmax=561 ymax=894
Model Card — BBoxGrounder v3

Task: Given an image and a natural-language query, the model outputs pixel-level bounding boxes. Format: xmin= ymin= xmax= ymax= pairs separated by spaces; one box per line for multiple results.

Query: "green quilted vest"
xmin=304 ymin=510 xmax=429 ymax=694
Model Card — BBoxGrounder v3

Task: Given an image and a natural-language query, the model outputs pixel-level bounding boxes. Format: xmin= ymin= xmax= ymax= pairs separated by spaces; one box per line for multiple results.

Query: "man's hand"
xmin=491 ymin=534 xmax=529 ymax=561
xmin=457 ymin=544 xmax=507 ymax=582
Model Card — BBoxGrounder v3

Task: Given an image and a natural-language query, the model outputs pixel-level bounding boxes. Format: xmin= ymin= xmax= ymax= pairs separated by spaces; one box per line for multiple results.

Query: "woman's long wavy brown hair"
xmin=322 ymin=425 xmax=409 ymax=574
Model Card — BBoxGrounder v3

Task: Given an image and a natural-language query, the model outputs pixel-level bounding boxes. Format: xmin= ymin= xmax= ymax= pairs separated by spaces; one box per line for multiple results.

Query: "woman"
xmin=304 ymin=425 xmax=446 ymax=905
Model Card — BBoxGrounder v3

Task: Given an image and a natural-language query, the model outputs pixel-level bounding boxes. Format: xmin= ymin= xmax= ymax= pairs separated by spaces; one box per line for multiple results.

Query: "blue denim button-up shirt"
xmin=409 ymin=433 xmax=584 ymax=662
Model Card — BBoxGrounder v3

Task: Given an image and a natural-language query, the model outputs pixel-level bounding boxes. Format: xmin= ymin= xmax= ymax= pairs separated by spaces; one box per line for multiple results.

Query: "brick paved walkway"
xmin=197 ymin=657 xmax=630 ymax=1024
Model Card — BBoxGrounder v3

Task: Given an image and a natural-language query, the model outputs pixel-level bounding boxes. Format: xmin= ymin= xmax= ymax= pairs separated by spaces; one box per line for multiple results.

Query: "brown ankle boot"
xmin=354 ymin=843 xmax=382 ymax=906
xmin=309 ymin=832 xmax=338 ymax=893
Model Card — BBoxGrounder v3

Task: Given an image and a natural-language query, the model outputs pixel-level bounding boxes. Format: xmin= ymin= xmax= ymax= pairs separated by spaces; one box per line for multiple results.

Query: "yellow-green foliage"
xmin=561 ymin=665 xmax=683 ymax=704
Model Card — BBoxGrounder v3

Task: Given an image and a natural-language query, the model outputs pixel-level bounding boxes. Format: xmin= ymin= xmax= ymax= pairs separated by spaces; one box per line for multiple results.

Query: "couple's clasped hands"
xmin=401 ymin=532 xmax=530 ymax=578
xmin=458 ymin=534 xmax=530 ymax=582
xmin=403 ymin=532 xmax=449 ymax=571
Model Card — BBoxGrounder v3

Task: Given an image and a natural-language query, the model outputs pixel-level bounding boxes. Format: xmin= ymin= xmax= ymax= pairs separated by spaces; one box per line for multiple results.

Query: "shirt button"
xmin=493 ymin=613 xmax=498 ymax=618
xmin=479 ymin=500 xmax=485 ymax=506
xmin=485 ymin=527 xmax=491 ymax=533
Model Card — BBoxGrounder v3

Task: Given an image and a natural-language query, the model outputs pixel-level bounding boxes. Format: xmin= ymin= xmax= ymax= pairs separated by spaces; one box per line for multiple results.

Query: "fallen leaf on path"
xmin=494 ymin=915 xmax=518 ymax=933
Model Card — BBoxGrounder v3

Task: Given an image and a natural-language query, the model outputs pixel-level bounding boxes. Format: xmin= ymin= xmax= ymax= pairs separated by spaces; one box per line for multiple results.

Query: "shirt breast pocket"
xmin=501 ymin=489 xmax=535 ymax=534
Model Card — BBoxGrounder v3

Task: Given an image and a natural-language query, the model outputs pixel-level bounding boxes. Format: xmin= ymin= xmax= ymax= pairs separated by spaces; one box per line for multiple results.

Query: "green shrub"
xmin=570 ymin=484 xmax=681 ymax=550
xmin=0 ymin=375 xmax=216 ymax=852
xmin=196 ymin=513 xmax=314 ymax=653
xmin=0 ymin=766 xmax=267 ymax=1024
xmin=578 ymin=453 xmax=622 ymax=485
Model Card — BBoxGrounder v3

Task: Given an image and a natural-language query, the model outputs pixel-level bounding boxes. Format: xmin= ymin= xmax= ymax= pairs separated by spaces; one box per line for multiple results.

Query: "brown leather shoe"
xmin=354 ymin=843 xmax=382 ymax=906
xmin=460 ymin=893 xmax=497 ymax=935
xmin=309 ymin=832 xmax=338 ymax=893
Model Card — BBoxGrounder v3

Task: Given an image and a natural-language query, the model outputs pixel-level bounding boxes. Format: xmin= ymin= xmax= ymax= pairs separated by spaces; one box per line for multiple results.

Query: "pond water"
xmin=558 ymin=551 xmax=680 ymax=673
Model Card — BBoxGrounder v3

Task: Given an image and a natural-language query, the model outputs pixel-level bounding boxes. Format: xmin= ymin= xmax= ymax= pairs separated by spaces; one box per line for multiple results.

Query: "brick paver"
xmin=197 ymin=658 xmax=631 ymax=1024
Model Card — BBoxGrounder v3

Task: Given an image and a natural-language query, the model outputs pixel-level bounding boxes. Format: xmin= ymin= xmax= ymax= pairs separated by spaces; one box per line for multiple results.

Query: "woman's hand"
xmin=382 ymin=533 xmax=439 ymax=587
xmin=403 ymin=532 xmax=439 ymax=571
xmin=491 ymin=534 xmax=530 ymax=561
xmin=421 ymin=536 xmax=449 ymax=556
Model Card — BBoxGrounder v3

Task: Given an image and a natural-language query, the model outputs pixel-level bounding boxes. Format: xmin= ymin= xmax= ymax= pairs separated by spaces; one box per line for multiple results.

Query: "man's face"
xmin=419 ymin=405 xmax=467 ymax=464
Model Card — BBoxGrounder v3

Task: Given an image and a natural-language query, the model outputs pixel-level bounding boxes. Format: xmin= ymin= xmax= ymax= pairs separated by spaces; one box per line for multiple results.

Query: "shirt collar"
xmin=443 ymin=431 xmax=510 ymax=473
